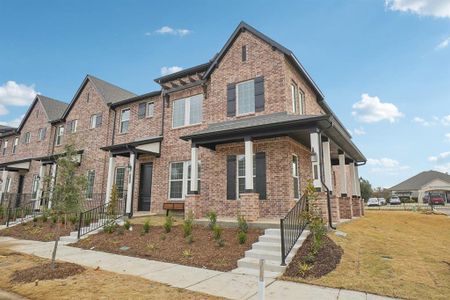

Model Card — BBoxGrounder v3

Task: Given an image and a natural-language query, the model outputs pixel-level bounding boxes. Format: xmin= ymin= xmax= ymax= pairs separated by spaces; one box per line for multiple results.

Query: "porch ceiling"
xmin=101 ymin=136 xmax=163 ymax=158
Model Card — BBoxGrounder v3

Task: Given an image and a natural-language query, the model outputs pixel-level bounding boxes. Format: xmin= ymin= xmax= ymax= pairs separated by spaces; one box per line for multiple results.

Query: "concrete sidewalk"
xmin=0 ymin=237 xmax=396 ymax=300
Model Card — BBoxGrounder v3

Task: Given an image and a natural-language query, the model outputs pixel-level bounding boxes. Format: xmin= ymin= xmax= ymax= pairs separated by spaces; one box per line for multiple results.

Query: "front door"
xmin=138 ymin=163 xmax=153 ymax=211
xmin=15 ymin=175 xmax=25 ymax=207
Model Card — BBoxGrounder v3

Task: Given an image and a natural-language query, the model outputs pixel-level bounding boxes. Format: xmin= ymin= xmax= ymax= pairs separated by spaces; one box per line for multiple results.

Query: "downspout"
xmin=111 ymin=108 xmax=117 ymax=146
xmin=160 ymin=92 xmax=166 ymax=137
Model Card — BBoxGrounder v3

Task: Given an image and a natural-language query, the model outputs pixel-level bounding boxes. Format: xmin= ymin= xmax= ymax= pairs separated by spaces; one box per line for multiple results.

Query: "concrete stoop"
xmin=232 ymin=228 xmax=310 ymax=278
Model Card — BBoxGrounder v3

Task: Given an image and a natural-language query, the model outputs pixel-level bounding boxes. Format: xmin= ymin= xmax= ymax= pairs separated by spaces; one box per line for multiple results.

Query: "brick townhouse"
xmin=0 ymin=22 xmax=366 ymax=223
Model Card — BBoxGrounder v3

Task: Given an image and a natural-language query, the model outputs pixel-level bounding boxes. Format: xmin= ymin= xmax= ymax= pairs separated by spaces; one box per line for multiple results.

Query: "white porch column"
xmin=190 ymin=144 xmax=199 ymax=193
xmin=349 ymin=162 xmax=357 ymax=196
xmin=0 ymin=169 xmax=8 ymax=204
xmin=105 ymin=155 xmax=116 ymax=204
xmin=355 ymin=165 xmax=361 ymax=197
xmin=322 ymin=140 xmax=333 ymax=193
xmin=339 ymin=151 xmax=348 ymax=196
xmin=126 ymin=152 xmax=136 ymax=215
xmin=244 ymin=137 xmax=254 ymax=191
xmin=310 ymin=132 xmax=322 ymax=189
xmin=48 ymin=163 xmax=57 ymax=209
xmin=35 ymin=164 xmax=45 ymax=210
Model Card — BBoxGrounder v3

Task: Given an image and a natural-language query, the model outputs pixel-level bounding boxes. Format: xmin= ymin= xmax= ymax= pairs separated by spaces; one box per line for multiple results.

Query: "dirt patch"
xmin=0 ymin=219 xmax=76 ymax=242
xmin=72 ymin=224 xmax=261 ymax=271
xmin=284 ymin=234 xmax=343 ymax=279
xmin=11 ymin=262 xmax=85 ymax=283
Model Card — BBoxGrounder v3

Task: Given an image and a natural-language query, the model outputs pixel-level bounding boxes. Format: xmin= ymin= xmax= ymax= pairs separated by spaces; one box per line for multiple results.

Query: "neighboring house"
xmin=389 ymin=170 xmax=450 ymax=203
xmin=0 ymin=22 xmax=366 ymax=224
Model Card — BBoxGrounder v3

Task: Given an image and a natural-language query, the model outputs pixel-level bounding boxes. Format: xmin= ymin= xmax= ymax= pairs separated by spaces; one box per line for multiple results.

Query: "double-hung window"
xmin=236 ymin=80 xmax=255 ymax=115
xmin=67 ymin=120 xmax=78 ymax=133
xmin=172 ymin=94 xmax=203 ymax=128
xmin=24 ymin=132 xmax=31 ymax=144
xmin=90 ymin=113 xmax=102 ymax=129
xmin=55 ymin=125 xmax=64 ymax=146
xmin=237 ymin=155 xmax=256 ymax=196
xmin=291 ymin=82 xmax=305 ymax=114
xmin=31 ymin=175 xmax=39 ymax=200
xmin=114 ymin=167 xmax=126 ymax=198
xmin=120 ymin=109 xmax=130 ymax=133
xmin=38 ymin=128 xmax=47 ymax=141
xmin=2 ymin=140 xmax=7 ymax=156
xmin=292 ymin=155 xmax=300 ymax=199
xmin=86 ymin=170 xmax=95 ymax=199
xmin=146 ymin=102 xmax=154 ymax=117
xmin=169 ymin=161 xmax=201 ymax=200
xmin=12 ymin=137 xmax=18 ymax=154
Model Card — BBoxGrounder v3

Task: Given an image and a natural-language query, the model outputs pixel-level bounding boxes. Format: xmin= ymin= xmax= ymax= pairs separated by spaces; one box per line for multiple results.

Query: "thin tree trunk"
xmin=51 ymin=221 xmax=61 ymax=270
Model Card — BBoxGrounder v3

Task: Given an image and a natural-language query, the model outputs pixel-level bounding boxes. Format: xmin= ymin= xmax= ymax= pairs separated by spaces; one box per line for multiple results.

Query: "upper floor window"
xmin=24 ymin=132 xmax=31 ymax=144
xmin=90 ymin=113 xmax=102 ymax=129
xmin=291 ymin=82 xmax=305 ymax=115
xmin=146 ymin=102 xmax=154 ymax=117
xmin=12 ymin=137 xmax=19 ymax=154
xmin=292 ymin=155 xmax=300 ymax=199
xmin=2 ymin=140 xmax=7 ymax=156
xmin=120 ymin=108 xmax=130 ymax=133
xmin=242 ymin=45 xmax=247 ymax=62
xmin=172 ymin=94 xmax=203 ymax=128
xmin=236 ymin=80 xmax=255 ymax=115
xmin=38 ymin=128 xmax=47 ymax=141
xmin=55 ymin=125 xmax=64 ymax=146
xmin=138 ymin=102 xmax=155 ymax=119
xmin=67 ymin=120 xmax=78 ymax=134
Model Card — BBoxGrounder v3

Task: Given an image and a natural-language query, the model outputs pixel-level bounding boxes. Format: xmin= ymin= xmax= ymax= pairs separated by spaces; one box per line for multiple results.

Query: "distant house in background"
xmin=389 ymin=170 xmax=450 ymax=204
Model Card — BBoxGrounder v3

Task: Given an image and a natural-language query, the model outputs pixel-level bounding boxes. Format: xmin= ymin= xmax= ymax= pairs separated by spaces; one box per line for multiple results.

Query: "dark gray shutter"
xmin=227 ymin=83 xmax=236 ymax=117
xmin=254 ymin=76 xmax=265 ymax=112
xmin=96 ymin=113 xmax=102 ymax=127
xmin=227 ymin=155 xmax=237 ymax=200
xmin=42 ymin=127 xmax=47 ymax=139
xmin=138 ymin=103 xmax=146 ymax=119
xmin=255 ymin=152 xmax=266 ymax=200
xmin=242 ymin=45 xmax=247 ymax=62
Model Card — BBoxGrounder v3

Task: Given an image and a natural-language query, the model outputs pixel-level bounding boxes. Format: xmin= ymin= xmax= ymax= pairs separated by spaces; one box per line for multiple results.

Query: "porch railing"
xmin=280 ymin=193 xmax=309 ymax=266
xmin=4 ymin=200 xmax=39 ymax=227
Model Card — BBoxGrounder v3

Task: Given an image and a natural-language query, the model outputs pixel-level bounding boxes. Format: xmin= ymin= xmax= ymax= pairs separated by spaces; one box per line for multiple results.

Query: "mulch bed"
xmin=10 ymin=262 xmax=85 ymax=283
xmin=0 ymin=219 xmax=76 ymax=242
xmin=72 ymin=224 xmax=262 ymax=272
xmin=284 ymin=234 xmax=343 ymax=279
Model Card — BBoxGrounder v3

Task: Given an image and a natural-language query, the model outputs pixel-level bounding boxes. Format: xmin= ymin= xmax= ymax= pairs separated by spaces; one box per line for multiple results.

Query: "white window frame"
xmin=298 ymin=89 xmax=305 ymax=115
xmin=2 ymin=140 xmax=8 ymax=156
xmin=292 ymin=154 xmax=300 ymax=200
xmin=172 ymin=94 xmax=203 ymax=128
xmin=24 ymin=132 xmax=31 ymax=144
xmin=120 ymin=108 xmax=130 ymax=133
xmin=12 ymin=137 xmax=19 ymax=154
xmin=168 ymin=161 xmax=201 ymax=200
xmin=70 ymin=120 xmax=78 ymax=133
xmin=146 ymin=102 xmax=154 ymax=118
xmin=236 ymin=154 xmax=256 ymax=198
xmin=55 ymin=125 xmax=64 ymax=146
xmin=86 ymin=170 xmax=95 ymax=199
xmin=38 ymin=128 xmax=45 ymax=141
xmin=90 ymin=114 xmax=98 ymax=129
xmin=236 ymin=79 xmax=255 ymax=116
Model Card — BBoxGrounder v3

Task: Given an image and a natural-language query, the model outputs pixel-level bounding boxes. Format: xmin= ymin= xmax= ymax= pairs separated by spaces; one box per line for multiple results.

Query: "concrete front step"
xmin=237 ymin=257 xmax=286 ymax=273
xmin=231 ymin=267 xmax=280 ymax=278
xmin=245 ymin=249 xmax=282 ymax=262
xmin=252 ymin=237 xmax=305 ymax=252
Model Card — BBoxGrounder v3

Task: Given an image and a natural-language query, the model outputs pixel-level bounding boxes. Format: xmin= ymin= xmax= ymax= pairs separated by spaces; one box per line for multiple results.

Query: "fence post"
xmin=258 ymin=259 xmax=265 ymax=300
xmin=6 ymin=208 xmax=11 ymax=227
xmin=280 ymin=218 xmax=286 ymax=266
xmin=77 ymin=212 xmax=83 ymax=239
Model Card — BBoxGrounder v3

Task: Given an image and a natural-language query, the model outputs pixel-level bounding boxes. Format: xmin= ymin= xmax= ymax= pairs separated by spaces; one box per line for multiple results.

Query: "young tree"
xmin=359 ymin=177 xmax=373 ymax=201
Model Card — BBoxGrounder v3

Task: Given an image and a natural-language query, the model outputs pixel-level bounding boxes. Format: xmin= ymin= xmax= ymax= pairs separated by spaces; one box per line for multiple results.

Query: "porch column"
xmin=35 ymin=164 xmax=45 ymax=210
xmin=339 ymin=151 xmax=348 ymax=196
xmin=125 ymin=152 xmax=136 ymax=215
xmin=310 ymin=132 xmax=322 ymax=189
xmin=190 ymin=144 xmax=199 ymax=193
xmin=322 ymin=139 xmax=333 ymax=193
xmin=244 ymin=137 xmax=254 ymax=191
xmin=105 ymin=154 xmax=116 ymax=204
xmin=0 ymin=169 xmax=8 ymax=204
xmin=349 ymin=162 xmax=357 ymax=197
xmin=48 ymin=163 xmax=57 ymax=209
xmin=355 ymin=165 xmax=361 ymax=197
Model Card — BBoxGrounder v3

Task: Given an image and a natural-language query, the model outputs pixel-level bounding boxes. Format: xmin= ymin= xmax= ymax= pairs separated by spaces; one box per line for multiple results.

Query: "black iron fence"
xmin=280 ymin=193 xmax=309 ymax=266
xmin=4 ymin=200 xmax=39 ymax=227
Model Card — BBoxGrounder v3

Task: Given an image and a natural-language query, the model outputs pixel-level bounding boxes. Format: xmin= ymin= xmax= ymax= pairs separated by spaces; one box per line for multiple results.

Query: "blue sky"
xmin=0 ymin=0 xmax=449 ymax=188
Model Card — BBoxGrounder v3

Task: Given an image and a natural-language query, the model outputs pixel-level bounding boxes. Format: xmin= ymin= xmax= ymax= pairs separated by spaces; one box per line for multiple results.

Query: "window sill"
xmin=235 ymin=112 xmax=255 ymax=119
xmin=117 ymin=132 xmax=129 ymax=136
xmin=168 ymin=199 xmax=186 ymax=202
xmin=172 ymin=123 xmax=203 ymax=130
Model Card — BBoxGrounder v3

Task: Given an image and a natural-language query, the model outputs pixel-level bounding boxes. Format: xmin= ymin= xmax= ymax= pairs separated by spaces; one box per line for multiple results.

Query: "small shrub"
xmin=216 ymin=238 xmax=225 ymax=247
xmin=237 ymin=215 xmax=248 ymax=233
xmin=164 ymin=214 xmax=173 ymax=233
xmin=237 ymin=231 xmax=247 ymax=244
xmin=185 ymin=234 xmax=194 ymax=244
xmin=146 ymin=243 xmax=158 ymax=251
xmin=183 ymin=211 xmax=194 ymax=237
xmin=298 ymin=262 xmax=312 ymax=277
xmin=182 ymin=249 xmax=192 ymax=258
xmin=103 ymin=223 xmax=117 ymax=234
xmin=304 ymin=253 xmax=315 ymax=265
xmin=51 ymin=215 xmax=57 ymax=224
xmin=143 ymin=221 xmax=150 ymax=233
xmin=41 ymin=214 xmax=48 ymax=223
xmin=124 ymin=220 xmax=131 ymax=230
xmin=206 ymin=211 xmax=217 ymax=229
xmin=69 ymin=215 xmax=78 ymax=225
xmin=212 ymin=224 xmax=223 ymax=241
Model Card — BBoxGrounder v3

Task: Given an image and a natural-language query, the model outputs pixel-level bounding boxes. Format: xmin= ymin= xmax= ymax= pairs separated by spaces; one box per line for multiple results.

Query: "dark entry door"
xmin=15 ymin=175 xmax=25 ymax=207
xmin=138 ymin=163 xmax=153 ymax=211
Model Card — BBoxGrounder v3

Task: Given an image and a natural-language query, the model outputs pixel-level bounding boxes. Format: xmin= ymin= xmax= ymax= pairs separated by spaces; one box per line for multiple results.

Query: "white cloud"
xmin=445 ymin=133 xmax=450 ymax=141
xmin=442 ymin=115 xmax=450 ymax=125
xmin=0 ymin=81 xmax=37 ymax=107
xmin=352 ymin=93 xmax=404 ymax=123
xmin=150 ymin=26 xmax=192 ymax=37
xmin=367 ymin=157 xmax=410 ymax=174
xmin=436 ymin=36 xmax=450 ymax=50
xmin=385 ymin=0 xmax=450 ymax=18
xmin=413 ymin=116 xmax=431 ymax=126
xmin=353 ymin=127 xmax=366 ymax=136
xmin=160 ymin=66 xmax=184 ymax=76
xmin=428 ymin=151 xmax=450 ymax=162
xmin=435 ymin=162 xmax=450 ymax=173
xmin=0 ymin=114 xmax=24 ymax=128
xmin=0 ymin=104 xmax=8 ymax=116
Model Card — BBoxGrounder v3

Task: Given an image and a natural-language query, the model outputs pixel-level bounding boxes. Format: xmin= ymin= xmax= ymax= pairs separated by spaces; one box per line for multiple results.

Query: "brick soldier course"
xmin=0 ymin=22 xmax=366 ymax=223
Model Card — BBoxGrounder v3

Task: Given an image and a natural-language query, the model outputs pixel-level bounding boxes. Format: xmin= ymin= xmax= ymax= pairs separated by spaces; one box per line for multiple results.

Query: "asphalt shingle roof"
xmin=88 ymin=75 xmax=137 ymax=104
xmin=390 ymin=170 xmax=450 ymax=191
xmin=38 ymin=95 xmax=68 ymax=122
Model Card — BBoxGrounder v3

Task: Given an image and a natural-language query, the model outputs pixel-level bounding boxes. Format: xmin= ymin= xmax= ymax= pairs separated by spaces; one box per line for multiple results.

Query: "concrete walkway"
xmin=0 ymin=236 xmax=396 ymax=300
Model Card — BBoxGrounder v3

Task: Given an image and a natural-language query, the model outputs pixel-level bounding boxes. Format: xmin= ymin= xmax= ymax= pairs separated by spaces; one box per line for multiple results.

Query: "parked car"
xmin=378 ymin=198 xmax=386 ymax=205
xmin=428 ymin=193 xmax=445 ymax=205
xmin=389 ymin=196 xmax=401 ymax=205
xmin=367 ymin=198 xmax=380 ymax=206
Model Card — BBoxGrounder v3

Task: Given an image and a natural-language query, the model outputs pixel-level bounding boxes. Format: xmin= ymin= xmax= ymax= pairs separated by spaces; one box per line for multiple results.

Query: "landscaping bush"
xmin=237 ymin=215 xmax=248 ymax=233
xmin=237 ymin=231 xmax=247 ymax=244
xmin=182 ymin=249 xmax=192 ymax=258
xmin=103 ymin=223 xmax=117 ymax=234
xmin=51 ymin=215 xmax=57 ymax=224
xmin=183 ymin=211 xmax=194 ymax=237
xmin=216 ymin=238 xmax=225 ymax=247
xmin=164 ymin=214 xmax=173 ymax=233
xmin=212 ymin=224 xmax=223 ymax=241
xmin=206 ymin=211 xmax=217 ymax=229
xmin=69 ymin=215 xmax=78 ymax=225
xmin=143 ymin=220 xmax=150 ymax=234
xmin=41 ymin=214 xmax=48 ymax=223
xmin=124 ymin=220 xmax=131 ymax=230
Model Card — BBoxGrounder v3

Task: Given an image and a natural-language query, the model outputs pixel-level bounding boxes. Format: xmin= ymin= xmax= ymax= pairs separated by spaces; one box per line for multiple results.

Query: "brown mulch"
xmin=0 ymin=219 xmax=76 ymax=242
xmin=284 ymin=234 xmax=343 ymax=279
xmin=72 ymin=224 xmax=261 ymax=271
xmin=10 ymin=262 xmax=85 ymax=283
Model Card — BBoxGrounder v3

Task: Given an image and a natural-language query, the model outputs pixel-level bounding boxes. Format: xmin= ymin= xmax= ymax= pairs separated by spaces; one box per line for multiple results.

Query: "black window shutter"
xmin=227 ymin=83 xmax=236 ymax=117
xmin=242 ymin=45 xmax=247 ymax=62
xmin=227 ymin=155 xmax=237 ymax=200
xmin=254 ymin=76 xmax=265 ymax=112
xmin=255 ymin=152 xmax=266 ymax=200
xmin=96 ymin=113 xmax=102 ymax=127
xmin=138 ymin=103 xmax=146 ymax=119
xmin=43 ymin=127 xmax=47 ymax=139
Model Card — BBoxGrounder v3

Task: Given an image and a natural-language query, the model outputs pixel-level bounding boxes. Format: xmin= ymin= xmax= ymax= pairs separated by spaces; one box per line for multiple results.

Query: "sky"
xmin=0 ymin=0 xmax=449 ymax=188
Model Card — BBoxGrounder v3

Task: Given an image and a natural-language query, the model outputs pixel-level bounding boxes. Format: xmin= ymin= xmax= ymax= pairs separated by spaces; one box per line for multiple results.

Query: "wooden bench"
xmin=163 ymin=202 xmax=185 ymax=216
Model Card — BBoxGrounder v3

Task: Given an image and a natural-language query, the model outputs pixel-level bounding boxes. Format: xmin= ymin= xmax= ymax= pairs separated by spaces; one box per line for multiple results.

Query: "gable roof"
xmin=389 ymin=170 xmax=450 ymax=191
xmin=59 ymin=75 xmax=137 ymax=121
xmin=0 ymin=125 xmax=15 ymax=133
xmin=17 ymin=95 xmax=67 ymax=131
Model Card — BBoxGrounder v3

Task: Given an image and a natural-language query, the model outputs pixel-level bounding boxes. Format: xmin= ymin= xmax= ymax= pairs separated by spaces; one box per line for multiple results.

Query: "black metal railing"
xmin=1 ymin=193 xmax=34 ymax=209
xmin=280 ymin=193 xmax=309 ymax=266
xmin=5 ymin=200 xmax=39 ymax=227
xmin=77 ymin=193 xmax=126 ymax=239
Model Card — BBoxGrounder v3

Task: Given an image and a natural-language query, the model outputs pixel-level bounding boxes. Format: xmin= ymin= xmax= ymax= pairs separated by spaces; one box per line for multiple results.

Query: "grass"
xmin=282 ymin=211 xmax=450 ymax=300
xmin=0 ymin=247 xmax=222 ymax=300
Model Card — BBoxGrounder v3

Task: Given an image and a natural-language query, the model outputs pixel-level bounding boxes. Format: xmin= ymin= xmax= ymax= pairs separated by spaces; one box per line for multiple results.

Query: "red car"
xmin=427 ymin=193 xmax=446 ymax=205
